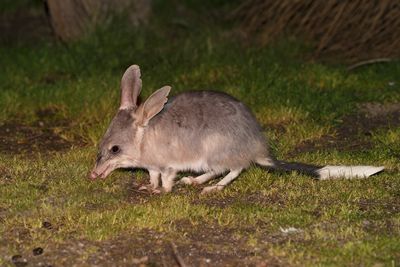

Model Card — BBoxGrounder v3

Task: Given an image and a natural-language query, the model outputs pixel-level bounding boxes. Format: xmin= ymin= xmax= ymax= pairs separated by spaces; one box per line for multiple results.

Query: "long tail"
xmin=256 ymin=158 xmax=384 ymax=179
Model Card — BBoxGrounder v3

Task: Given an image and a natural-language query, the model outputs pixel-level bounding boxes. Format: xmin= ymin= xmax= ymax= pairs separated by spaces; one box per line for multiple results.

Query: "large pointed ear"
xmin=135 ymin=86 xmax=171 ymax=126
xmin=120 ymin=65 xmax=142 ymax=110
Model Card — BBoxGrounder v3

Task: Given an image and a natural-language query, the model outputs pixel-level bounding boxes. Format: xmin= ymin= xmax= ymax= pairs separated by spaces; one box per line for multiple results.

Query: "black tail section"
xmin=274 ymin=160 xmax=322 ymax=177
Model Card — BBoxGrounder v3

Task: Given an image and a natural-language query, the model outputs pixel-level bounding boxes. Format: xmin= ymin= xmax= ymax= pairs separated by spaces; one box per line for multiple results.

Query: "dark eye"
xmin=111 ymin=145 xmax=120 ymax=154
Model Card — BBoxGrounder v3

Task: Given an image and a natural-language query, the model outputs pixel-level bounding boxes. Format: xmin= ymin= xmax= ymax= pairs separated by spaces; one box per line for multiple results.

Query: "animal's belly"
xmin=169 ymin=158 xmax=211 ymax=172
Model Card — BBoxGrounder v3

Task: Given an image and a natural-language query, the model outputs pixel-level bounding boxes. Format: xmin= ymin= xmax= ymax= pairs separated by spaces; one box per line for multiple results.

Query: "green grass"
xmin=0 ymin=0 xmax=399 ymax=266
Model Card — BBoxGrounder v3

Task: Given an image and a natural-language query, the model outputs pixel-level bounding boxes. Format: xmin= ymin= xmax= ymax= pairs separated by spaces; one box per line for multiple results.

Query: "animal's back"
xmin=148 ymin=91 xmax=270 ymax=171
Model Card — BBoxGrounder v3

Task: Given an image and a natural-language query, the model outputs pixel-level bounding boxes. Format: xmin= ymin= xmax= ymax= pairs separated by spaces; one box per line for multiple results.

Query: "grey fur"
xmin=90 ymin=65 xmax=384 ymax=193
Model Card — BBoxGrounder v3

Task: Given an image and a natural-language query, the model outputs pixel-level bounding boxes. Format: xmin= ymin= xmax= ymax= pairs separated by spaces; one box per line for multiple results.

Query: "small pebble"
xmin=11 ymin=255 xmax=23 ymax=262
xmin=363 ymin=220 xmax=371 ymax=226
xmin=33 ymin=247 xmax=44 ymax=256
xmin=42 ymin=221 xmax=53 ymax=229
xmin=11 ymin=255 xmax=27 ymax=267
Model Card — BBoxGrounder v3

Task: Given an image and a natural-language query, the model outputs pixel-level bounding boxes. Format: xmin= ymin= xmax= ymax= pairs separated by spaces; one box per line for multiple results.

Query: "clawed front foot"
xmin=138 ymin=184 xmax=162 ymax=194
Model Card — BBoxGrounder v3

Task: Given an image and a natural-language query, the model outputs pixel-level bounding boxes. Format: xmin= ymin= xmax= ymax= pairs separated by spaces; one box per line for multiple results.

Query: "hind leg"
xmin=255 ymin=157 xmax=276 ymax=168
xmin=180 ymin=171 xmax=219 ymax=185
xmin=201 ymin=169 xmax=242 ymax=194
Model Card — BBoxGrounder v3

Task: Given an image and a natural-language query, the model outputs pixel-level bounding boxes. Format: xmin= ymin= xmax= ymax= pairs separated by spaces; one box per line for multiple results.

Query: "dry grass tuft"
xmin=233 ymin=0 xmax=400 ymax=63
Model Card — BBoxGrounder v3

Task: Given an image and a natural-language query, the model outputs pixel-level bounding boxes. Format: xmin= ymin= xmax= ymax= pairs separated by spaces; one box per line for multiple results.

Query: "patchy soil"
xmin=171 ymin=220 xmax=285 ymax=267
xmin=3 ymin=199 xmax=397 ymax=267
xmin=2 ymin=174 xmax=398 ymax=267
xmin=1 ymin=220 xmax=285 ymax=267
xmin=289 ymin=102 xmax=400 ymax=156
xmin=0 ymin=107 xmax=85 ymax=155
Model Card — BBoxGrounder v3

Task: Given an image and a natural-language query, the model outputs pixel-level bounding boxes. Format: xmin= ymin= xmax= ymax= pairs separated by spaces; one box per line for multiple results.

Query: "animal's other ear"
xmin=135 ymin=86 xmax=171 ymax=126
xmin=120 ymin=65 xmax=142 ymax=110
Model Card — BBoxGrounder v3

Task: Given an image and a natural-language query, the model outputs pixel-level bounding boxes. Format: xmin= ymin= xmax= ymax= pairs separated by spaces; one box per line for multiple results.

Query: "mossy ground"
xmin=0 ymin=1 xmax=399 ymax=266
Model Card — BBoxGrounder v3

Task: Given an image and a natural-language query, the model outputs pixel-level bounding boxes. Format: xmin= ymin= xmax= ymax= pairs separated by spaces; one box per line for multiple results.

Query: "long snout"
xmin=88 ymin=163 xmax=114 ymax=180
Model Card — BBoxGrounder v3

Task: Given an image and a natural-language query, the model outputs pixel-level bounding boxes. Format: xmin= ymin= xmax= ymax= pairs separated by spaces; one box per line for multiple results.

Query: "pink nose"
xmin=89 ymin=171 xmax=98 ymax=179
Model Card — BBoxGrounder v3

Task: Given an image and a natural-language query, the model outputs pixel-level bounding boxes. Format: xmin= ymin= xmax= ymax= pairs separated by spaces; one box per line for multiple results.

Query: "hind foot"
xmin=200 ymin=169 xmax=243 ymax=194
xmin=179 ymin=171 xmax=219 ymax=186
xmin=180 ymin=176 xmax=198 ymax=185
xmin=201 ymin=185 xmax=224 ymax=194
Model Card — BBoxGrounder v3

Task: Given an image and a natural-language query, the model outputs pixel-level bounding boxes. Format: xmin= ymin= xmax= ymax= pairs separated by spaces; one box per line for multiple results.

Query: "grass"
xmin=0 ymin=0 xmax=400 ymax=266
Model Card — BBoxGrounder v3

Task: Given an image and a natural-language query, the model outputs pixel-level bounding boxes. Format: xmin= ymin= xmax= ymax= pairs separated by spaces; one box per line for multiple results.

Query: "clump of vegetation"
xmin=233 ymin=0 xmax=400 ymax=63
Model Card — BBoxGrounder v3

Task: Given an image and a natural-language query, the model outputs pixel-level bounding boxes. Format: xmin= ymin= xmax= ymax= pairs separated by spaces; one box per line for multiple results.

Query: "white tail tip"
xmin=317 ymin=165 xmax=384 ymax=180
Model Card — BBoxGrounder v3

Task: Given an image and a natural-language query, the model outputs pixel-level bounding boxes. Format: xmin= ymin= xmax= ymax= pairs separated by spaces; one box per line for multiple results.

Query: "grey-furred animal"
xmin=89 ymin=65 xmax=384 ymax=194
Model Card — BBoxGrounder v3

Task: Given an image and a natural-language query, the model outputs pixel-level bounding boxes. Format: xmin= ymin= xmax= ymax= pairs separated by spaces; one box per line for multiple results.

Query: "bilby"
xmin=89 ymin=65 xmax=384 ymax=194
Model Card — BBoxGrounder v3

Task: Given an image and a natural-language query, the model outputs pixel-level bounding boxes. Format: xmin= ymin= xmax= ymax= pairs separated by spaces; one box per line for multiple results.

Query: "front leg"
xmin=149 ymin=170 xmax=160 ymax=189
xmin=139 ymin=169 xmax=161 ymax=193
xmin=161 ymin=168 xmax=177 ymax=193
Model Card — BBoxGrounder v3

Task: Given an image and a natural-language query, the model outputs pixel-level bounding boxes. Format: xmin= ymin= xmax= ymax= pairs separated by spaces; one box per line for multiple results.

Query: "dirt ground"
xmin=4 ymin=221 xmax=286 ymax=267
xmin=3 ymin=177 xmax=399 ymax=267
xmin=0 ymin=107 xmax=84 ymax=155
xmin=289 ymin=102 xmax=400 ymax=157
xmin=1 ymin=179 xmax=287 ymax=267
